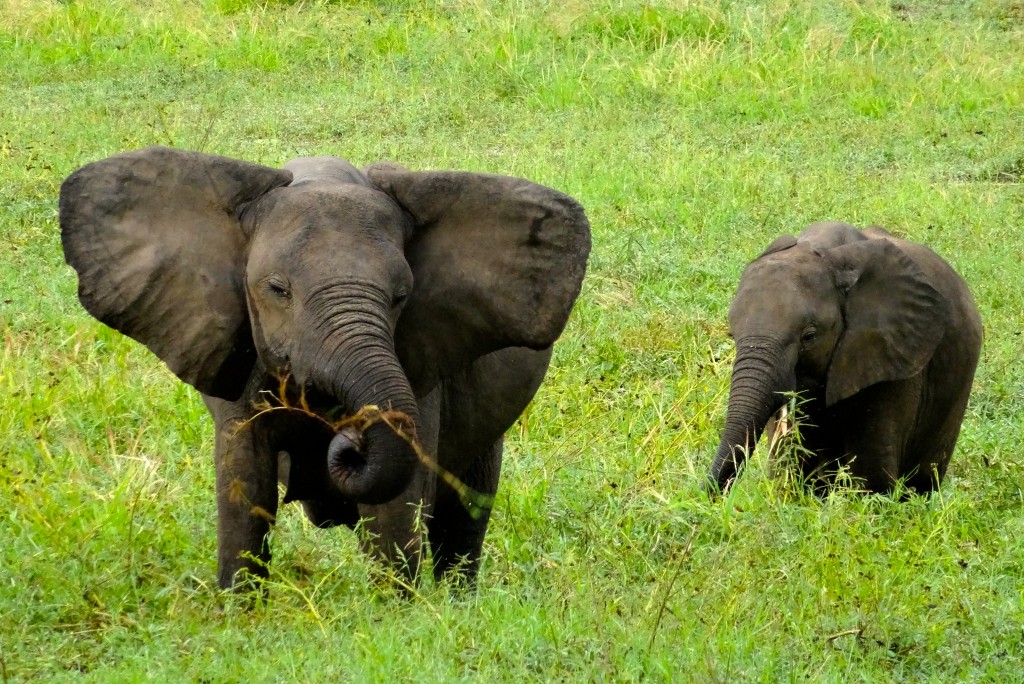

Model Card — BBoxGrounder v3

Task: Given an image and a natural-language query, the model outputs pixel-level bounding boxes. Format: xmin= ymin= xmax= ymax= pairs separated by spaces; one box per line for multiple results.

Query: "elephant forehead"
xmin=743 ymin=247 xmax=832 ymax=291
xmin=284 ymin=157 xmax=369 ymax=186
xmin=731 ymin=250 xmax=837 ymax=324
xmin=258 ymin=184 xmax=410 ymax=243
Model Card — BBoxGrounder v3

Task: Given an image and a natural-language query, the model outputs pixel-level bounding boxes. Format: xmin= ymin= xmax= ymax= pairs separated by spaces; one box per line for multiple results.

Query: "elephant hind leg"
xmin=428 ymin=438 xmax=502 ymax=585
xmin=903 ymin=421 xmax=960 ymax=494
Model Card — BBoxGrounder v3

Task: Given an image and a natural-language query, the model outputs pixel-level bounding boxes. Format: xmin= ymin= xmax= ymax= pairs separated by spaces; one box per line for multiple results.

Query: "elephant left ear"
xmin=825 ymin=238 xmax=949 ymax=406
xmin=365 ymin=165 xmax=591 ymax=395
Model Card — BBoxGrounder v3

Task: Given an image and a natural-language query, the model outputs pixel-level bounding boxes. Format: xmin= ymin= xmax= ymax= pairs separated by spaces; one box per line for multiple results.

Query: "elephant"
xmin=59 ymin=146 xmax=591 ymax=589
xmin=708 ymin=221 xmax=982 ymax=495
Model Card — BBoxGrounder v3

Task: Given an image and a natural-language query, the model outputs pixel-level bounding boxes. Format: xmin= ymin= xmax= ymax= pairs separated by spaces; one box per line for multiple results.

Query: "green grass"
xmin=2 ymin=0 xmax=1023 ymax=680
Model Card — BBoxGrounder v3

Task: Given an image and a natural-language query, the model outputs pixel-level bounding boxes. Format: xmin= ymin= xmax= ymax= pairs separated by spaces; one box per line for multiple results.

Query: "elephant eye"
xmin=392 ymin=290 xmax=409 ymax=308
xmin=801 ymin=327 xmax=817 ymax=343
xmin=266 ymin=278 xmax=292 ymax=300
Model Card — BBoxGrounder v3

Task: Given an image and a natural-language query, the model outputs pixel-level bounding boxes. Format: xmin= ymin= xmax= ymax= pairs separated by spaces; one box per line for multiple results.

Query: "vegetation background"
xmin=2 ymin=0 xmax=1022 ymax=680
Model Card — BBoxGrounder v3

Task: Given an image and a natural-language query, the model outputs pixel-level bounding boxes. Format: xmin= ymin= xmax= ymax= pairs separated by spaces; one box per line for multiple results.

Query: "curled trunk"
xmin=708 ymin=336 xmax=791 ymax=494
xmin=325 ymin=360 xmax=419 ymax=504
xmin=301 ymin=286 xmax=420 ymax=505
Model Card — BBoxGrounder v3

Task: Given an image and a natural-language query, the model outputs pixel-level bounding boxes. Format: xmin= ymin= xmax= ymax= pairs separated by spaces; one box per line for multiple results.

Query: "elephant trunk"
xmin=708 ymin=336 xmax=791 ymax=494
xmin=302 ymin=287 xmax=420 ymax=505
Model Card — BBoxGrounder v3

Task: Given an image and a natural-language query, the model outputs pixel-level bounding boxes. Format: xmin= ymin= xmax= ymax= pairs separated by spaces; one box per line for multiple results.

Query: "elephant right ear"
xmin=60 ymin=146 xmax=293 ymax=399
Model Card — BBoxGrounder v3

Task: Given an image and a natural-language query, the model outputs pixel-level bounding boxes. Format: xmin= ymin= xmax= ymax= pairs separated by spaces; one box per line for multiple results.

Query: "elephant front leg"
xmin=205 ymin=396 xmax=279 ymax=590
xmin=357 ymin=462 xmax=436 ymax=583
xmin=356 ymin=388 xmax=440 ymax=584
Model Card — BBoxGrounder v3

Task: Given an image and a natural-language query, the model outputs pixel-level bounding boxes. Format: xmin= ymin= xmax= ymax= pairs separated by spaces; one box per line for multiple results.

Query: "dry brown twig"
xmin=233 ymin=376 xmax=495 ymax=517
xmin=825 ymin=628 xmax=863 ymax=644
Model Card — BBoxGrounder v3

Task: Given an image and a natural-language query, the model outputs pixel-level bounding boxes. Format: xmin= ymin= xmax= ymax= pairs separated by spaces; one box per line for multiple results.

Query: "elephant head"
xmin=708 ymin=223 xmax=949 ymax=493
xmin=61 ymin=146 xmax=590 ymax=505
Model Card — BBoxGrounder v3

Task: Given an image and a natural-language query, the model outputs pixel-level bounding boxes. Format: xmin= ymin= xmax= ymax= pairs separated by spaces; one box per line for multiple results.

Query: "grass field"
xmin=2 ymin=0 xmax=1023 ymax=680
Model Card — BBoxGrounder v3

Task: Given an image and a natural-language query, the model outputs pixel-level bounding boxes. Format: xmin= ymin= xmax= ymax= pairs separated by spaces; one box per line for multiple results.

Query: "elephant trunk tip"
xmin=327 ymin=425 xmax=367 ymax=478
xmin=703 ymin=473 xmax=729 ymax=500
xmin=705 ymin=459 xmax=738 ymax=500
xmin=706 ymin=438 xmax=751 ymax=500
xmin=327 ymin=420 xmax=416 ymax=505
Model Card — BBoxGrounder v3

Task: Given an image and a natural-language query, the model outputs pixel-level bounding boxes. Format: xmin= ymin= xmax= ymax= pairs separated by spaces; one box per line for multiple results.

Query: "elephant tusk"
xmin=775 ymin=404 xmax=792 ymax=438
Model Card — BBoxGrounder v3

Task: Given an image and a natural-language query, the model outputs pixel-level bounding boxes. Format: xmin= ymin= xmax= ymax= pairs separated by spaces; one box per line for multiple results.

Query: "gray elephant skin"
xmin=60 ymin=146 xmax=591 ymax=589
xmin=709 ymin=222 xmax=982 ymax=495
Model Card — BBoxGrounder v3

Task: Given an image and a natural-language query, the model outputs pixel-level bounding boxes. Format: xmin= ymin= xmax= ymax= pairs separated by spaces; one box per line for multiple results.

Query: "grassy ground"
xmin=2 ymin=0 xmax=1023 ymax=680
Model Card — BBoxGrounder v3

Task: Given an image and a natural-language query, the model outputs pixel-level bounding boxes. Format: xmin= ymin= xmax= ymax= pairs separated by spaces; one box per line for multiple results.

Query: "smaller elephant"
xmin=60 ymin=147 xmax=591 ymax=590
xmin=709 ymin=222 xmax=982 ymax=495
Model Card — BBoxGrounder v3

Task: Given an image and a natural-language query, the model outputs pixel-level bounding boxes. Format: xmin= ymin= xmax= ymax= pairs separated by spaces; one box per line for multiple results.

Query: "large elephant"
xmin=708 ymin=222 xmax=982 ymax=495
xmin=60 ymin=146 xmax=590 ymax=589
